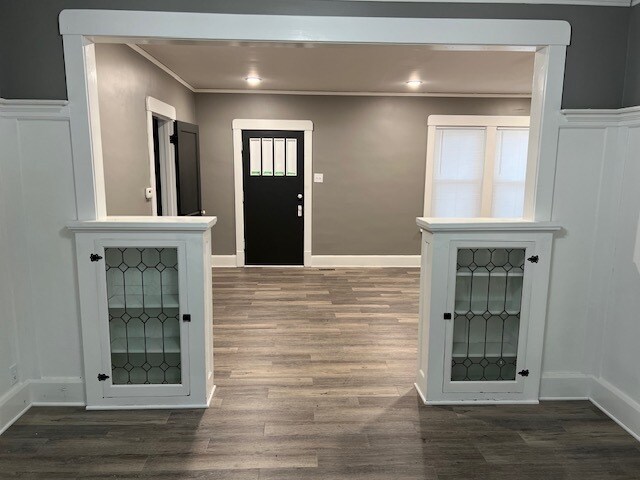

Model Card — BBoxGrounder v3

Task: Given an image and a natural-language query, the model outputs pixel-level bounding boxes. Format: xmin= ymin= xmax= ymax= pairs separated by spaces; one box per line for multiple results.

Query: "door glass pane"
xmin=452 ymin=247 xmax=525 ymax=382
xmin=105 ymin=247 xmax=181 ymax=385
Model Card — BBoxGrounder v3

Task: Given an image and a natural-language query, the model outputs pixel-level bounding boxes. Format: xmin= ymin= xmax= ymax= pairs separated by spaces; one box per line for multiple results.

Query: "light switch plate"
xmin=314 ymin=173 xmax=324 ymax=183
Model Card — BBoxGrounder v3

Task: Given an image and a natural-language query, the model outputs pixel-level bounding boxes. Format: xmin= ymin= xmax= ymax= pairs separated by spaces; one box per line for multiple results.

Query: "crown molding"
xmin=561 ymin=106 xmax=640 ymax=126
xmin=193 ymin=88 xmax=531 ymax=98
xmin=126 ymin=44 xmax=195 ymax=92
xmin=335 ymin=0 xmax=632 ymax=6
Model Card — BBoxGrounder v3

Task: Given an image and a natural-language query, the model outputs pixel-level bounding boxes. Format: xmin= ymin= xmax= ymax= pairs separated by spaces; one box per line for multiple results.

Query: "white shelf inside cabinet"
xmin=110 ymin=336 xmax=181 ymax=354
xmin=452 ymin=341 xmax=518 ymax=358
xmin=107 ymin=294 xmax=179 ymax=309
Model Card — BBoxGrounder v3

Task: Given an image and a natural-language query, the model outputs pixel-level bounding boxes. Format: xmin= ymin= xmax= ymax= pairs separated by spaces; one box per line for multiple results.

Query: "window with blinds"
xmin=427 ymin=118 xmax=529 ymax=219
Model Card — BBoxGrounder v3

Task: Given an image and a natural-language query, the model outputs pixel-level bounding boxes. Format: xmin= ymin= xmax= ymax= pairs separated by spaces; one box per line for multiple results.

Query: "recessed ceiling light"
xmin=406 ymin=80 xmax=423 ymax=87
xmin=245 ymin=76 xmax=262 ymax=85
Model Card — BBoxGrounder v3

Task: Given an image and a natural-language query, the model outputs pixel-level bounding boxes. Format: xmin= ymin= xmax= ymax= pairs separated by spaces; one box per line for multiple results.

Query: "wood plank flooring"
xmin=1 ymin=267 xmax=639 ymax=479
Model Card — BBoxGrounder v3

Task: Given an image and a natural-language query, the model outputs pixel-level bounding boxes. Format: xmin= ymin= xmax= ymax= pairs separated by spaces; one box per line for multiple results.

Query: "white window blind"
xmin=427 ymin=119 xmax=530 ymax=219
xmin=431 ymin=128 xmax=486 ymax=218
xmin=491 ymin=128 xmax=529 ymax=218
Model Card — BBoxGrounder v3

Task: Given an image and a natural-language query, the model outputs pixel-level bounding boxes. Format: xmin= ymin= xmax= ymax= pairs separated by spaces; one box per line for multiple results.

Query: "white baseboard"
xmin=310 ymin=255 xmax=421 ymax=267
xmin=0 ymin=383 xmax=31 ymax=435
xmin=539 ymin=372 xmax=591 ymax=400
xmin=212 ymin=254 xmax=421 ymax=268
xmin=0 ymin=377 xmax=85 ymax=435
xmin=211 ymin=255 xmax=238 ymax=267
xmin=591 ymin=377 xmax=640 ymax=442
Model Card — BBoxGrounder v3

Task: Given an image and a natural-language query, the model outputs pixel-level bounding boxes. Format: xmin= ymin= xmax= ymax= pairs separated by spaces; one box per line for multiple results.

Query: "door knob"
xmin=297 ymin=194 xmax=303 ymax=199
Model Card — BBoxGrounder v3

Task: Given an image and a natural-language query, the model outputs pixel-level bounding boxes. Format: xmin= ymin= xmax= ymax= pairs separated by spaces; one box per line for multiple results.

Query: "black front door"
xmin=242 ymin=130 xmax=304 ymax=265
xmin=173 ymin=121 xmax=203 ymax=216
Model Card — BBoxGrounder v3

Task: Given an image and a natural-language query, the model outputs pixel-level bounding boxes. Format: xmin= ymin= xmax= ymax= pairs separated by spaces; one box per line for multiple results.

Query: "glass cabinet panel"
xmin=451 ymin=247 xmax=525 ymax=382
xmin=104 ymin=247 xmax=181 ymax=385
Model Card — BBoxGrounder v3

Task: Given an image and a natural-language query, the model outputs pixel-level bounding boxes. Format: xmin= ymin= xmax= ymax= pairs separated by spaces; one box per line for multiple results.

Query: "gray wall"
xmin=95 ymin=44 xmax=196 ymax=215
xmin=0 ymin=0 xmax=632 ymax=109
xmin=623 ymin=4 xmax=640 ymax=106
xmin=196 ymin=93 xmax=530 ymax=255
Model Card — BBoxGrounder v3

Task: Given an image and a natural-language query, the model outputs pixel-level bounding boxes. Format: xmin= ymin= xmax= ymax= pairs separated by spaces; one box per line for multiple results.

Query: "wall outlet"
xmin=314 ymin=173 xmax=324 ymax=183
xmin=9 ymin=364 xmax=18 ymax=386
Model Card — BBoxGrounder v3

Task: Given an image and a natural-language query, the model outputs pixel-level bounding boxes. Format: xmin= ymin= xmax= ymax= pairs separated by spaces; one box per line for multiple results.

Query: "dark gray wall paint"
xmin=623 ymin=4 xmax=640 ymax=106
xmin=0 ymin=0 xmax=631 ymax=109
xmin=196 ymin=93 xmax=531 ymax=255
xmin=96 ymin=44 xmax=196 ymax=215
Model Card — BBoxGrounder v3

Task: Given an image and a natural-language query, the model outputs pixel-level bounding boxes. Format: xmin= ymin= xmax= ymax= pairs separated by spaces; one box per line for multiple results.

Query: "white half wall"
xmin=0 ymin=100 xmax=85 ymax=434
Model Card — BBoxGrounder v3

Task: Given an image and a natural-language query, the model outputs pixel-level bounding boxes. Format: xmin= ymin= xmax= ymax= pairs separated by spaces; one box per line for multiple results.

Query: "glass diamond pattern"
xmin=452 ymin=248 xmax=524 ymax=382
xmin=105 ymin=247 xmax=181 ymax=385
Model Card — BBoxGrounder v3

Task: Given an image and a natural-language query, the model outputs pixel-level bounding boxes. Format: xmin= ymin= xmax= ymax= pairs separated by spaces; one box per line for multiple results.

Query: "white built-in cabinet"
xmin=68 ymin=217 xmax=216 ymax=409
xmin=414 ymin=218 xmax=560 ymax=404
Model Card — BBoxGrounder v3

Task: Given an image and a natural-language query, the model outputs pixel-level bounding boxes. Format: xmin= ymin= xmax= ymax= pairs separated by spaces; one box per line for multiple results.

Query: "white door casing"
xmin=146 ymin=96 xmax=178 ymax=216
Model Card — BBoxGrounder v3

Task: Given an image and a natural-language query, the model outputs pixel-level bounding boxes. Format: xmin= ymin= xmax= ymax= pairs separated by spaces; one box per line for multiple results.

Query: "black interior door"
xmin=242 ymin=130 xmax=304 ymax=265
xmin=173 ymin=121 xmax=203 ymax=216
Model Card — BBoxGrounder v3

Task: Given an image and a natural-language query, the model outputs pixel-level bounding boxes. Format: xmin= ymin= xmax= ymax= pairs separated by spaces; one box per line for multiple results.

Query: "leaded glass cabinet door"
xmin=95 ymin=241 xmax=190 ymax=397
xmin=443 ymin=241 xmax=534 ymax=393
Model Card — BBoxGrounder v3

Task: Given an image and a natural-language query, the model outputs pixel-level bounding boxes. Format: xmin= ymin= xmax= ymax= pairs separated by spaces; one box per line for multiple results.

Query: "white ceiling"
xmin=136 ymin=42 xmax=535 ymax=96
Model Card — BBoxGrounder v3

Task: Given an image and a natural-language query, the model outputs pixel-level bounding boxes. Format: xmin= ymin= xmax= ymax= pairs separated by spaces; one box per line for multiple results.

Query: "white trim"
xmin=145 ymin=96 xmax=178 ymax=216
xmin=59 ymin=12 xmax=571 ymax=46
xmin=427 ymin=115 xmax=530 ymax=127
xmin=127 ymin=44 xmax=195 ymax=92
xmin=232 ymin=119 xmax=313 ymax=267
xmin=591 ymin=377 xmax=640 ymax=443
xmin=538 ymin=372 xmax=592 ymax=400
xmin=561 ymin=106 xmax=640 ymax=127
xmin=310 ymin=255 xmax=421 ymax=267
xmin=0 ymin=378 xmax=85 ymax=436
xmin=0 ymin=99 xmax=70 ymax=120
xmin=195 ymin=89 xmax=532 ymax=98
xmin=336 ymin=0 xmax=631 ymax=6
xmin=632 ymin=0 xmax=640 ymax=6
xmin=61 ymin=12 xmax=567 ymax=225
xmin=211 ymin=255 xmax=238 ymax=267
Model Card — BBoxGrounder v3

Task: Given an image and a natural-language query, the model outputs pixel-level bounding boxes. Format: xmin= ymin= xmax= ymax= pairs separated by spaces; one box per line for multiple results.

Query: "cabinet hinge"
xmin=527 ymin=255 xmax=539 ymax=263
xmin=518 ymin=369 xmax=530 ymax=377
xmin=182 ymin=314 xmax=191 ymax=322
xmin=90 ymin=253 xmax=103 ymax=262
xmin=97 ymin=373 xmax=110 ymax=381
xmin=169 ymin=133 xmax=178 ymax=145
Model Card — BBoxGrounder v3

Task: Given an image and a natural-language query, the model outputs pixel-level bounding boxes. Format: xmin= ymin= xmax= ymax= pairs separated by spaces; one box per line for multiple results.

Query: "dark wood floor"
xmin=1 ymin=267 xmax=639 ymax=479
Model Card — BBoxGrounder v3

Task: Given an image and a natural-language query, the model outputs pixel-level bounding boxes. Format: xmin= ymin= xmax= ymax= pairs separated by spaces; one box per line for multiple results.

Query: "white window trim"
xmin=59 ymin=11 xmax=568 ymax=223
xmin=424 ymin=115 xmax=531 ymax=218
xmin=145 ymin=96 xmax=177 ymax=216
xmin=232 ymin=119 xmax=314 ymax=267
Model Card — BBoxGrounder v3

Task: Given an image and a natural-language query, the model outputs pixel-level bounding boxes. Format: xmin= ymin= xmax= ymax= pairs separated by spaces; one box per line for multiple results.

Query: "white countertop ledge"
xmin=67 ymin=216 xmax=217 ymax=232
xmin=416 ymin=217 xmax=562 ymax=233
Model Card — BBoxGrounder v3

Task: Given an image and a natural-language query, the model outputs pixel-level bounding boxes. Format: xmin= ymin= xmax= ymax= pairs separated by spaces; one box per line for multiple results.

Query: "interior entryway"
xmin=242 ymin=130 xmax=305 ymax=265
xmin=3 ymin=267 xmax=638 ymax=477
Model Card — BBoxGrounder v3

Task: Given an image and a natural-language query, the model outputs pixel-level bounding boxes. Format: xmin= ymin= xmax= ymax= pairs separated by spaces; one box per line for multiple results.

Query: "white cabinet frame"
xmin=59 ymin=11 xmax=569 ymax=224
xmin=415 ymin=218 xmax=560 ymax=404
